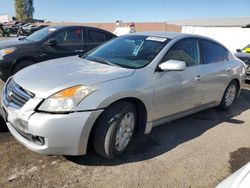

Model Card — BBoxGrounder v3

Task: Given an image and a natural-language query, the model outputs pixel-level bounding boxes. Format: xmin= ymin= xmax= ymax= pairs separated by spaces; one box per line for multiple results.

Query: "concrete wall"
xmin=42 ymin=22 xmax=181 ymax=33
xmin=182 ymin=26 xmax=250 ymax=52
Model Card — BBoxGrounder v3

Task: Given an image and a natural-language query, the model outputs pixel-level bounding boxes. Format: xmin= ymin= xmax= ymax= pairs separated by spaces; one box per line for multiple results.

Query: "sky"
xmin=0 ymin=0 xmax=250 ymax=23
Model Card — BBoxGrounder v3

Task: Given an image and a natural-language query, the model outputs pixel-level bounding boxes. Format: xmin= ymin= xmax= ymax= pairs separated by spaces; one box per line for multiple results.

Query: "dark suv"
xmin=0 ymin=25 xmax=116 ymax=81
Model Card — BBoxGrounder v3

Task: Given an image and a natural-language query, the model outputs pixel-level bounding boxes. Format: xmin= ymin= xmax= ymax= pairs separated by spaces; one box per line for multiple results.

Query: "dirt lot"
xmin=0 ymin=37 xmax=250 ymax=188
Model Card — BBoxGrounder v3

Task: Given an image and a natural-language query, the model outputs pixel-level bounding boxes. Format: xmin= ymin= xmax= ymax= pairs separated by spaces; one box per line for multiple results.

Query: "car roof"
xmin=130 ymin=32 xmax=192 ymax=39
xmin=46 ymin=25 xmax=116 ymax=36
xmin=130 ymin=31 xmax=228 ymax=48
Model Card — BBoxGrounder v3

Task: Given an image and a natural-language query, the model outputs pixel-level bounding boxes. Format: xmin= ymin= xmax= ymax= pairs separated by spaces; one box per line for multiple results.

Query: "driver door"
xmin=41 ymin=27 xmax=85 ymax=61
xmin=154 ymin=38 xmax=203 ymax=121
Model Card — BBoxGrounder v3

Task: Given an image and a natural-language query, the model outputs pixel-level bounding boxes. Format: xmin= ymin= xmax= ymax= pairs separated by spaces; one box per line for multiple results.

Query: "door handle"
xmin=226 ymin=67 xmax=232 ymax=72
xmin=194 ymin=75 xmax=201 ymax=81
xmin=74 ymin=49 xmax=84 ymax=53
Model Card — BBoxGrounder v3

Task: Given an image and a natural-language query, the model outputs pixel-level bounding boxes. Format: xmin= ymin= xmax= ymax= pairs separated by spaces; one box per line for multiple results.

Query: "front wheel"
xmin=218 ymin=80 xmax=238 ymax=111
xmin=94 ymin=101 xmax=137 ymax=159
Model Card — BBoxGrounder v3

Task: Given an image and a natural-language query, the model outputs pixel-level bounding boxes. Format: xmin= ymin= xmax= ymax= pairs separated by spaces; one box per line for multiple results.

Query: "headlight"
xmin=38 ymin=85 xmax=97 ymax=112
xmin=0 ymin=47 xmax=16 ymax=60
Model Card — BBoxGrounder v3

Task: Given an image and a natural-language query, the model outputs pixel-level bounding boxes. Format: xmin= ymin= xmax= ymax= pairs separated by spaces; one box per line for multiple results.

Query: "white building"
xmin=0 ymin=14 xmax=13 ymax=23
xmin=169 ymin=17 xmax=250 ymax=52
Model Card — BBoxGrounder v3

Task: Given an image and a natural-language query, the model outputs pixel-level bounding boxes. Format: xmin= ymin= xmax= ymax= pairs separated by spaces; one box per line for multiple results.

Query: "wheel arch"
xmin=231 ymin=78 xmax=241 ymax=96
xmin=11 ymin=56 xmax=37 ymax=74
xmin=85 ymin=97 xmax=148 ymax=154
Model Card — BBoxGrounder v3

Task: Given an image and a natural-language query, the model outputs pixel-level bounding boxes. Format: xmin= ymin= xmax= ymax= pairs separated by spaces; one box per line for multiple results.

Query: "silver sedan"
xmin=1 ymin=32 xmax=246 ymax=159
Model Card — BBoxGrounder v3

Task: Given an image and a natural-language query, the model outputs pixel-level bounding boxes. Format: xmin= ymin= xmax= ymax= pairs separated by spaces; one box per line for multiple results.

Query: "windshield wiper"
xmin=86 ymin=56 xmax=121 ymax=67
xmin=18 ymin=37 xmax=26 ymax=40
xmin=18 ymin=37 xmax=30 ymax=41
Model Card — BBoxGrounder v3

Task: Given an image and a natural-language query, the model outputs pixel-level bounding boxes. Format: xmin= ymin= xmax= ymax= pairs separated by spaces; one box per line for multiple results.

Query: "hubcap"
xmin=115 ymin=112 xmax=135 ymax=152
xmin=225 ymin=85 xmax=237 ymax=107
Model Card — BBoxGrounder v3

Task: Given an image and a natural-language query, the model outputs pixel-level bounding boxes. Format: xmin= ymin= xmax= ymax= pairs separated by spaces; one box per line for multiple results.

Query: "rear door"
xmin=86 ymin=28 xmax=110 ymax=51
xmin=198 ymin=39 xmax=232 ymax=104
xmin=43 ymin=27 xmax=84 ymax=60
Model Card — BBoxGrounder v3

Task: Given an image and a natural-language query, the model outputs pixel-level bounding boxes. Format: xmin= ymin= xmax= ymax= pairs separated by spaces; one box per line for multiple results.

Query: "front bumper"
xmin=2 ymin=104 xmax=103 ymax=155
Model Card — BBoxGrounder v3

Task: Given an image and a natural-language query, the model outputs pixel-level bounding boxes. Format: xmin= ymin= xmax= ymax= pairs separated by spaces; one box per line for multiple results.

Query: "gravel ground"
xmin=0 ymin=36 xmax=250 ymax=188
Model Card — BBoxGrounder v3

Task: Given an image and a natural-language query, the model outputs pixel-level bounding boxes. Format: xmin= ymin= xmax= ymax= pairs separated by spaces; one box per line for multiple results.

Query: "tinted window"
xmin=200 ymin=40 xmax=229 ymax=64
xmin=53 ymin=28 xmax=82 ymax=44
xmin=88 ymin=29 xmax=105 ymax=42
xmin=163 ymin=39 xmax=200 ymax=66
xmin=106 ymin=34 xmax=114 ymax=40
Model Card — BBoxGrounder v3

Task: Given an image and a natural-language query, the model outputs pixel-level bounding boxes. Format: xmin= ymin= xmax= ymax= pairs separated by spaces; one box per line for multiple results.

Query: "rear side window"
xmin=200 ymin=40 xmax=229 ymax=64
xmin=106 ymin=34 xmax=114 ymax=40
xmin=88 ymin=29 xmax=106 ymax=42
xmin=162 ymin=38 xmax=200 ymax=66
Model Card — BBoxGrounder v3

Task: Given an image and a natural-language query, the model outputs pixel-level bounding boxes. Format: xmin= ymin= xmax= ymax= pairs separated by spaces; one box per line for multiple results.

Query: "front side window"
xmin=85 ymin=35 xmax=170 ymax=69
xmin=200 ymin=40 xmax=229 ymax=64
xmin=52 ymin=29 xmax=82 ymax=44
xmin=162 ymin=39 xmax=200 ymax=66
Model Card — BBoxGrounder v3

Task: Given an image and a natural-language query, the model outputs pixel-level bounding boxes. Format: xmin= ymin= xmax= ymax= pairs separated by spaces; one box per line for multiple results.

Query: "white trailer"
xmin=182 ymin=26 xmax=250 ymax=53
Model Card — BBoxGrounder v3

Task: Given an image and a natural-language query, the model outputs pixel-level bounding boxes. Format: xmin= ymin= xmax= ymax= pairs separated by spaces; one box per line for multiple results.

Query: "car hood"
xmin=0 ymin=38 xmax=31 ymax=49
xmin=235 ymin=52 xmax=250 ymax=59
xmin=13 ymin=56 xmax=135 ymax=98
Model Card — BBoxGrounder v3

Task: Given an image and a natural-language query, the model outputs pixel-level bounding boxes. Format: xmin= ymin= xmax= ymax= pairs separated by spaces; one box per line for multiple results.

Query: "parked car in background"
xmin=28 ymin=25 xmax=49 ymax=35
xmin=0 ymin=25 xmax=116 ymax=81
xmin=16 ymin=24 xmax=49 ymax=37
xmin=235 ymin=44 xmax=250 ymax=80
xmin=1 ymin=32 xmax=245 ymax=159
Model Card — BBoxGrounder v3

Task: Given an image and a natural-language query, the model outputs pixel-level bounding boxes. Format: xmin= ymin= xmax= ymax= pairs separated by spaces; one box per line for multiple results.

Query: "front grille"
xmin=3 ymin=79 xmax=34 ymax=109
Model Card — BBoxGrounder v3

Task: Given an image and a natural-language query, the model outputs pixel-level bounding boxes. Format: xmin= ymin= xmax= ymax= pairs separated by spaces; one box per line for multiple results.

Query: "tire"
xmin=218 ymin=80 xmax=239 ymax=111
xmin=94 ymin=101 xmax=137 ymax=159
xmin=12 ymin=60 xmax=35 ymax=75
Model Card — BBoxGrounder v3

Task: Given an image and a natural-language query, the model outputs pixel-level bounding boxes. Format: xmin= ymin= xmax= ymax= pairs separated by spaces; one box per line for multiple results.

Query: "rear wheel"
xmin=12 ymin=60 xmax=35 ymax=75
xmin=94 ymin=101 xmax=137 ymax=159
xmin=218 ymin=80 xmax=238 ymax=111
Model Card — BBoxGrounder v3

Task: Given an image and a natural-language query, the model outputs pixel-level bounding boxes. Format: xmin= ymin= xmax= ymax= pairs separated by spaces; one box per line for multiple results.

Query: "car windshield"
xmin=242 ymin=44 xmax=250 ymax=53
xmin=25 ymin=26 xmax=56 ymax=42
xmin=85 ymin=35 xmax=170 ymax=69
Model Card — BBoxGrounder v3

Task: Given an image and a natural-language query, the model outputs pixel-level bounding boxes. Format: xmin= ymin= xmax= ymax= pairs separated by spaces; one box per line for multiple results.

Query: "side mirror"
xmin=45 ymin=38 xmax=58 ymax=46
xmin=158 ymin=60 xmax=186 ymax=71
xmin=236 ymin=49 xmax=242 ymax=53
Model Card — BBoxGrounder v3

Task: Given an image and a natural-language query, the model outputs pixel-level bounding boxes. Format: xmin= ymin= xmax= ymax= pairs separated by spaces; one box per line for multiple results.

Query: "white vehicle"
xmin=113 ymin=21 xmax=136 ymax=36
xmin=216 ymin=162 xmax=250 ymax=188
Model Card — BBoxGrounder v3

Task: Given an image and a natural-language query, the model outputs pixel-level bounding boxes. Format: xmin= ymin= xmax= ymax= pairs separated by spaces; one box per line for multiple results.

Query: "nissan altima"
xmin=1 ymin=32 xmax=246 ymax=159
